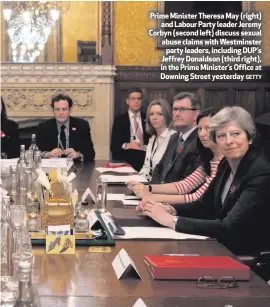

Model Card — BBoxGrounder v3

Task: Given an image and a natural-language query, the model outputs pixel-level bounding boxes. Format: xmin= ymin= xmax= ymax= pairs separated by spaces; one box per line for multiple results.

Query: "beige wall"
xmin=62 ymin=1 xmax=98 ymax=62
xmin=1 ymin=2 xmax=6 ymax=62
xmin=114 ymin=1 xmax=270 ymax=66
xmin=1 ymin=1 xmax=270 ymax=65
xmin=114 ymin=1 xmax=163 ymax=66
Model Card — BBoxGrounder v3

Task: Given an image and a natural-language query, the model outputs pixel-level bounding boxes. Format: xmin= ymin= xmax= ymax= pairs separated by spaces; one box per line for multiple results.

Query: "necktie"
xmin=176 ymin=134 xmax=184 ymax=153
xmin=133 ymin=115 xmax=144 ymax=145
xmin=60 ymin=125 xmax=66 ymax=150
xmin=172 ymin=134 xmax=184 ymax=160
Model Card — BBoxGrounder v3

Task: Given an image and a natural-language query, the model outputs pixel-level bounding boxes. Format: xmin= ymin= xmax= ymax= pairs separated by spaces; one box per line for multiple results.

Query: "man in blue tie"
xmin=37 ymin=94 xmax=95 ymax=161
xmin=151 ymin=92 xmax=201 ymax=184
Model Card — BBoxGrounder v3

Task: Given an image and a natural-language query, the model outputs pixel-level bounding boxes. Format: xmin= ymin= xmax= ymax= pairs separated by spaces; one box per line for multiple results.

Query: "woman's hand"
xmin=142 ymin=200 xmax=175 ymax=228
xmin=126 ymin=180 xmax=140 ymax=187
xmin=133 ymin=184 xmax=153 ymax=199
xmin=136 ymin=199 xmax=172 ymax=213
xmin=127 ymin=181 xmax=152 ymax=199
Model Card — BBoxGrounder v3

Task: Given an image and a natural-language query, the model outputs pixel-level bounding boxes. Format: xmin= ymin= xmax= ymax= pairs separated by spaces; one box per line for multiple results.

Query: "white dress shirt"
xmin=122 ymin=110 xmax=144 ymax=149
xmin=139 ymin=128 xmax=176 ymax=181
xmin=181 ymin=126 xmax=197 ymax=142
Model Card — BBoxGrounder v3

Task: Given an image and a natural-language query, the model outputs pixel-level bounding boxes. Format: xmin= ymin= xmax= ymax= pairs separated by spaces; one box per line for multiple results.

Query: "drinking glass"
xmin=11 ymin=252 xmax=33 ymax=286
xmin=96 ymin=177 xmax=107 ymax=213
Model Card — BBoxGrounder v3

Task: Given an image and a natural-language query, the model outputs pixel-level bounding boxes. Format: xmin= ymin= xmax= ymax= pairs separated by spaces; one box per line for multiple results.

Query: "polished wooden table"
xmin=34 ymin=241 xmax=270 ymax=307
xmin=33 ymin=162 xmax=270 ymax=306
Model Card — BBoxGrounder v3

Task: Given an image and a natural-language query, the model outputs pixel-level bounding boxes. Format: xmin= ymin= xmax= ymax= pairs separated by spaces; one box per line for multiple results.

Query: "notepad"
xmin=110 ymin=227 xmax=209 ymax=240
xmin=96 ymin=167 xmax=137 ymax=173
xmin=101 ymin=175 xmax=147 ymax=184
xmin=122 ymin=200 xmax=140 ymax=206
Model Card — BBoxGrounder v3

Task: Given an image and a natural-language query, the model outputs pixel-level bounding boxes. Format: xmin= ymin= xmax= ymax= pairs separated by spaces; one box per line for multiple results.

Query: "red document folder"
xmin=143 ymin=256 xmax=250 ymax=280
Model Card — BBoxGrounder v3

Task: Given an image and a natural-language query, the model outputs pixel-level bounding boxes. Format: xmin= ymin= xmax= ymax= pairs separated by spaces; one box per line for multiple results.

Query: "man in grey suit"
xmin=151 ymin=92 xmax=201 ymax=184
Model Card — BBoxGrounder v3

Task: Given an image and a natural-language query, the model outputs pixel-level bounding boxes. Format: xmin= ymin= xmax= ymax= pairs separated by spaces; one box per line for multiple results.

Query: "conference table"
xmin=32 ymin=161 xmax=270 ymax=307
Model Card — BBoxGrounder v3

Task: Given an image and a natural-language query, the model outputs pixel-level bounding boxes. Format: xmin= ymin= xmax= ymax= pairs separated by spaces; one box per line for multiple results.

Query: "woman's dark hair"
xmin=196 ymin=107 xmax=221 ymax=176
xmin=1 ymin=97 xmax=8 ymax=120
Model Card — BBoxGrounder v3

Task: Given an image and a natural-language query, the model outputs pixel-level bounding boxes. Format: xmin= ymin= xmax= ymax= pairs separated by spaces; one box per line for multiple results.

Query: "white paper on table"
xmin=122 ymin=199 xmax=140 ymax=206
xmin=96 ymin=167 xmax=137 ymax=173
xmin=112 ymin=227 xmax=208 ymax=240
xmin=0 ymin=159 xmax=19 ymax=168
xmin=42 ymin=158 xmax=68 ymax=168
xmin=107 ymin=194 xmax=125 ymax=201
xmin=124 ymin=194 xmax=141 ymax=200
xmin=101 ymin=175 xmax=147 ymax=184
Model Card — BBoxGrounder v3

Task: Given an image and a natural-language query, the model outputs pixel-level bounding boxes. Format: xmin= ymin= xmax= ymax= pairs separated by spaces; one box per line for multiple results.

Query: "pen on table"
xmin=163 ymin=254 xmax=199 ymax=256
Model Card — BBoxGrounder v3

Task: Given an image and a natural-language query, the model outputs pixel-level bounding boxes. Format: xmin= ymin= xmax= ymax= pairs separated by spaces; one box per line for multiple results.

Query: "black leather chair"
xmin=239 ymin=252 xmax=270 ymax=282
xmin=255 ymin=112 xmax=270 ymax=162
xmin=18 ymin=124 xmax=39 ymax=149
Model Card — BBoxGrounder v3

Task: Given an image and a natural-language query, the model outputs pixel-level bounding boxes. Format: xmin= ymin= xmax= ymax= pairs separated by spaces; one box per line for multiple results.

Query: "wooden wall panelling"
xmin=147 ymin=88 xmax=171 ymax=103
xmin=265 ymin=88 xmax=270 ymax=112
xmin=235 ymin=89 xmax=257 ymax=117
xmin=114 ymin=66 xmax=270 ymax=119
xmin=205 ymin=89 xmax=229 ymax=110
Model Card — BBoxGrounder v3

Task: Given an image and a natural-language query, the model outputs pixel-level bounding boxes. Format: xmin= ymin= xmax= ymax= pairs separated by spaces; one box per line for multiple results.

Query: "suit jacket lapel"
xmin=69 ymin=116 xmax=78 ymax=148
xmin=220 ymin=174 xmax=241 ymax=214
xmin=163 ymin=133 xmax=180 ymax=175
xmin=170 ymin=129 xmax=197 ymax=167
xmin=124 ymin=113 xmax=132 ymax=141
xmin=52 ymin=119 xmax=58 ymax=148
xmin=219 ymin=147 xmax=257 ymax=214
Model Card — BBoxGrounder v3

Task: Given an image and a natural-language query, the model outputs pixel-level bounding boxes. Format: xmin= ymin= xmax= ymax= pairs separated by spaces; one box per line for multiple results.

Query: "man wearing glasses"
xmin=37 ymin=94 xmax=95 ymax=161
xmin=110 ymin=88 xmax=150 ymax=171
xmin=151 ymin=92 xmax=201 ymax=184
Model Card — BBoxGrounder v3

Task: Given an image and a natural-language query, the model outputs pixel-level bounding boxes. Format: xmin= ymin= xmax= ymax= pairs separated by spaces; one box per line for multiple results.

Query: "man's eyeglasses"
xmin=173 ymin=107 xmax=197 ymax=113
xmin=197 ymin=276 xmax=238 ymax=289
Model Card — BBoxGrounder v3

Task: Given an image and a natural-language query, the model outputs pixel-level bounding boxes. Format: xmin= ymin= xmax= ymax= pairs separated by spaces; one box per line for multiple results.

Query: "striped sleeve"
xmin=173 ymin=167 xmax=206 ymax=194
xmin=183 ymin=159 xmax=221 ymax=203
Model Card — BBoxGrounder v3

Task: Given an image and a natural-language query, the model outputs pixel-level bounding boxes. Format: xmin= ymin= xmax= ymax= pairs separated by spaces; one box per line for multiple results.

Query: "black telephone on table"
xmin=105 ymin=214 xmax=125 ymax=236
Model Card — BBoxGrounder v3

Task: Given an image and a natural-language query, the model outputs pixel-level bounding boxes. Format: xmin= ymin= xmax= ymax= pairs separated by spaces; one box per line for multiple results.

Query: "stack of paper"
xmin=107 ymin=194 xmax=125 ymax=201
xmin=118 ymin=227 xmax=208 ymax=240
xmin=100 ymin=174 xmax=147 ymax=184
xmin=122 ymin=200 xmax=140 ymax=206
xmin=96 ymin=167 xmax=136 ymax=173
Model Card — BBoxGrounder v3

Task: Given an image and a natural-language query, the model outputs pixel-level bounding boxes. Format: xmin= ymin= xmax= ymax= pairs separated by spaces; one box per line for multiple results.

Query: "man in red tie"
xmin=110 ymin=88 xmax=150 ymax=171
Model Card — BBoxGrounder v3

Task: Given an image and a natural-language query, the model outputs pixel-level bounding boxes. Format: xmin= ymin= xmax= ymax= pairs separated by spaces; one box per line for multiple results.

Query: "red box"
xmin=143 ymin=256 xmax=250 ymax=280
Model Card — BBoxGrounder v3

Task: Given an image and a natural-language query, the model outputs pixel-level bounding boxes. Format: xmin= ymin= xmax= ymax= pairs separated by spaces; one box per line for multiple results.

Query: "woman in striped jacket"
xmin=128 ymin=107 xmax=223 ymax=205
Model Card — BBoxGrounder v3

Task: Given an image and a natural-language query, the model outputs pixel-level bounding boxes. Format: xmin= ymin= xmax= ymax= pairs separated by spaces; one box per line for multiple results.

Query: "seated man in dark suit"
xmin=151 ymin=92 xmax=201 ymax=184
xmin=110 ymin=88 xmax=150 ymax=171
xmin=37 ymin=94 xmax=95 ymax=161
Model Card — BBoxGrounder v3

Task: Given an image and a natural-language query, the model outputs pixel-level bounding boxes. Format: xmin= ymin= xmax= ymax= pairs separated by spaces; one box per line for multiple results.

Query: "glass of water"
xmin=96 ymin=176 xmax=108 ymax=213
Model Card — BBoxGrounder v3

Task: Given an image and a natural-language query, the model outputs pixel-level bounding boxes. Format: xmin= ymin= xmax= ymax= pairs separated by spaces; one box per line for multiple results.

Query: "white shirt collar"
xmin=128 ymin=109 xmax=141 ymax=118
xmin=158 ymin=128 xmax=171 ymax=139
xmin=181 ymin=126 xmax=197 ymax=141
